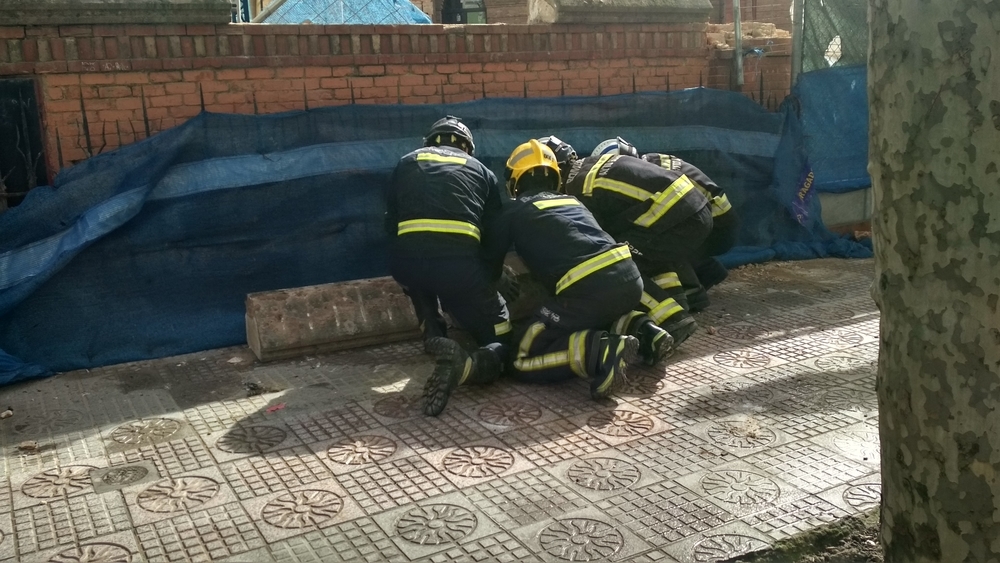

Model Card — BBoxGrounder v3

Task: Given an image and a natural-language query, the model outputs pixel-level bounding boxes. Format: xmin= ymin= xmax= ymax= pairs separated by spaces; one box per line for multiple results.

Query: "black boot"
xmin=663 ymin=315 xmax=699 ymax=346
xmin=423 ymin=337 xmax=470 ymax=416
xmin=637 ymin=321 xmax=674 ymax=366
xmin=693 ymin=257 xmax=729 ymax=290
xmin=590 ymin=334 xmax=639 ymax=400
xmin=684 ymin=286 xmax=710 ymax=313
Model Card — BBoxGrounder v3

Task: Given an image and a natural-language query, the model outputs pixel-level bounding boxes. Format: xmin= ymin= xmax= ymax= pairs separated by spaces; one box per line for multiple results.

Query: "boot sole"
xmin=592 ymin=336 xmax=640 ymax=400
xmin=645 ymin=329 xmax=676 ymax=366
xmin=423 ymin=337 xmax=465 ymax=417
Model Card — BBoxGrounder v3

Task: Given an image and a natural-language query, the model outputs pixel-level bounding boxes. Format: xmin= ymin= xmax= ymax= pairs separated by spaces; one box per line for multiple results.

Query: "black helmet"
xmin=424 ymin=115 xmax=475 ymax=156
xmin=537 ymin=135 xmax=577 ymax=167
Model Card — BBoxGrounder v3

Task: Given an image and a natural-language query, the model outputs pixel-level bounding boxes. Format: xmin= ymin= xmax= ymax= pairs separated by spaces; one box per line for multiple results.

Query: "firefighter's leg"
xmin=638 ymin=274 xmax=699 ymax=347
xmin=611 ymin=311 xmax=673 ymax=366
xmin=509 ymin=321 xmax=638 ymax=400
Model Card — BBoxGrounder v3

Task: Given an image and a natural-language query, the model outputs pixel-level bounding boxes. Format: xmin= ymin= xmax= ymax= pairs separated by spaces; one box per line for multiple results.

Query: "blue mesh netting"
xmin=261 ymin=0 xmax=430 ymax=25
xmin=0 ymin=88 xmax=871 ymax=383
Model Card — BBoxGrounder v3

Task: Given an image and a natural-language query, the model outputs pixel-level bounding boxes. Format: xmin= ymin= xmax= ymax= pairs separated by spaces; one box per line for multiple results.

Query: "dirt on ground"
xmin=726 ymin=510 xmax=882 ymax=563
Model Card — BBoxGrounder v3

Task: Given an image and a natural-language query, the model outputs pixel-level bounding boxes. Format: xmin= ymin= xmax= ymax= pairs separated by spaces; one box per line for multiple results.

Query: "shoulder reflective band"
xmin=416 ymin=152 xmax=468 ymax=165
xmin=494 ymin=320 xmax=512 ymax=336
xmin=533 ymin=198 xmax=582 ymax=210
xmin=652 ymin=272 xmax=681 ymax=290
xmin=591 ymin=178 xmax=651 ymax=201
xmin=581 ymin=154 xmax=616 ymax=196
xmin=397 ymin=219 xmax=481 ymax=241
xmin=633 ymin=174 xmax=696 ymax=228
xmin=711 ymin=194 xmax=733 ymax=217
xmin=555 ymin=245 xmax=631 ymax=295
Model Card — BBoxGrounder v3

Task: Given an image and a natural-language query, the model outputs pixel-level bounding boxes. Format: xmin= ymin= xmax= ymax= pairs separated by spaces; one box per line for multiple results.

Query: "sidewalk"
xmin=0 ymin=258 xmax=880 ymax=563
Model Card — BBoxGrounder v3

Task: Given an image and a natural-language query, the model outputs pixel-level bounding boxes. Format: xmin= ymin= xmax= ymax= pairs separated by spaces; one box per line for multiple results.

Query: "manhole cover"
xmin=326 ymin=435 xmax=397 ymax=465
xmin=216 ymin=425 xmax=286 ymax=454
xmin=101 ymin=466 xmax=149 ymax=486
xmin=700 ymin=470 xmax=780 ymax=506
xmin=478 ymin=400 xmax=542 ymax=426
xmin=587 ymin=410 xmax=654 ymax=437
xmin=47 ymin=542 xmax=133 ymax=563
xmin=539 ymin=518 xmax=624 ymax=561
xmin=396 ymin=504 xmax=477 ymax=545
xmin=137 ymin=477 xmax=220 ymax=513
xmin=693 ymin=534 xmax=770 ymax=562
xmin=713 ymin=350 xmax=771 ymax=369
xmin=22 ymin=465 xmax=96 ymax=499
xmin=566 ymin=458 xmax=640 ymax=491
xmin=373 ymin=395 xmax=422 ymax=419
xmin=843 ymin=483 xmax=880 ymax=509
xmin=261 ymin=490 xmax=344 ymax=528
xmin=706 ymin=420 xmax=776 ymax=449
xmin=110 ymin=419 xmax=181 ymax=445
xmin=442 ymin=446 xmax=514 ymax=478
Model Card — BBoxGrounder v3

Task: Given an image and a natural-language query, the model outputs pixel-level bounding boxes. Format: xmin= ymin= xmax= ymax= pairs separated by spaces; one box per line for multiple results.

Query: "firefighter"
xmin=485 ymin=140 xmax=673 ymax=399
xmin=539 ymin=135 xmax=711 ymax=347
xmin=639 ymin=150 xmax=738 ymax=311
xmin=597 ymin=136 xmax=738 ymax=310
xmin=385 ymin=116 xmax=511 ymax=416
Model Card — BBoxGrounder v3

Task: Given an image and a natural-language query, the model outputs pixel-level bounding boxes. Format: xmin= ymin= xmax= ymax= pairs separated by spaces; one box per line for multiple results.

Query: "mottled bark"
xmin=869 ymin=1 xmax=1000 ymax=562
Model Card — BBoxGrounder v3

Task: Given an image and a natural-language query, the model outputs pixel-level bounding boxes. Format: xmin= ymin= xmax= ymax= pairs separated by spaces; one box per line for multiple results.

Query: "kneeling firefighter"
xmin=385 ymin=116 xmax=512 ymax=417
xmin=485 ymin=140 xmax=673 ymax=399
xmin=539 ymin=135 xmax=711 ymax=348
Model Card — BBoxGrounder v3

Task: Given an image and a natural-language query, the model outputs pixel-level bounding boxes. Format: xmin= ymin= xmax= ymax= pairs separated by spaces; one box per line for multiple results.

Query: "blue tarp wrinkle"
xmin=0 ymin=86 xmax=871 ymax=382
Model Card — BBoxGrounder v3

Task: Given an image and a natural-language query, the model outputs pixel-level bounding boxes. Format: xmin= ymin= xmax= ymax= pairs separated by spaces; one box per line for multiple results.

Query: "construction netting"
xmin=802 ymin=0 xmax=867 ymax=73
xmin=0 ymin=89 xmax=871 ymax=382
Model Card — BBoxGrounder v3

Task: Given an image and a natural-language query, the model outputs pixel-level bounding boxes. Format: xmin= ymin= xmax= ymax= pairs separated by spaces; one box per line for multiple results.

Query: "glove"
xmin=497 ymin=264 xmax=521 ymax=303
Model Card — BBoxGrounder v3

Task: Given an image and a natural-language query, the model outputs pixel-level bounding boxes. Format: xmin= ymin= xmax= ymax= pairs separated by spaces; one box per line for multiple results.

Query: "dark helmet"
xmin=424 ymin=115 xmax=476 ymax=156
xmin=537 ymin=135 xmax=578 ymax=167
xmin=592 ymin=136 xmax=639 ymax=158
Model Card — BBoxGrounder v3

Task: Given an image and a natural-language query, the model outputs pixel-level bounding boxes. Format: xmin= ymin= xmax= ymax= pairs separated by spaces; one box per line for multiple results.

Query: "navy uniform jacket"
xmin=641 ymin=153 xmax=733 ymax=220
xmin=562 ymin=154 xmax=710 ymax=237
xmin=385 ymin=145 xmax=503 ymax=258
xmin=485 ymin=190 xmax=639 ymax=297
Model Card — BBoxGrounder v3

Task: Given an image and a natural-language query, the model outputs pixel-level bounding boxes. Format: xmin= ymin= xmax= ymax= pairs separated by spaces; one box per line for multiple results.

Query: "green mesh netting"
xmin=802 ymin=0 xmax=867 ymax=73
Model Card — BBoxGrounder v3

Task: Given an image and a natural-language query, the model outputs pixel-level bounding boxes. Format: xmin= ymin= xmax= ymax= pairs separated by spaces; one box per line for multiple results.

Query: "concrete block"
xmin=245 ymin=277 xmax=420 ymax=362
xmin=819 ymin=188 xmax=872 ymax=228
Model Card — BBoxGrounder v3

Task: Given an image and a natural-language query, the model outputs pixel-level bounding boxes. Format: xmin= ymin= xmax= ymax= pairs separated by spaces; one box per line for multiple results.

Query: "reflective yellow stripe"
xmin=640 ymin=292 xmax=660 ymax=310
xmin=397 ymin=219 xmax=481 ymax=241
xmin=612 ymin=311 xmax=643 ymax=335
xmin=494 ymin=320 xmax=512 ymax=336
xmin=591 ymin=178 xmax=651 ymax=201
xmin=568 ymin=331 xmax=589 ymax=378
xmin=416 ymin=153 xmax=467 ymax=165
xmin=711 ymin=194 xmax=732 ymax=217
xmin=513 ymin=323 xmax=570 ymax=372
xmin=633 ymin=174 xmax=696 ymax=228
xmin=581 ymin=154 xmax=615 ymax=196
xmin=458 ymin=357 xmax=474 ymax=385
xmin=555 ymin=246 xmax=631 ymax=295
xmin=595 ymin=337 xmax=626 ymax=395
xmin=649 ymin=298 xmax=683 ymax=324
xmin=693 ymin=183 xmax=713 ymax=200
xmin=653 ymin=272 xmax=681 ymax=290
xmin=533 ymin=198 xmax=582 ymax=210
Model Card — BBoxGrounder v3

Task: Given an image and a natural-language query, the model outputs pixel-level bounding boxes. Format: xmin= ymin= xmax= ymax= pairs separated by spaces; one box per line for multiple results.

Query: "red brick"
xmin=373 ymin=75 xmax=398 ymax=87
xmin=399 ymin=74 xmax=423 ymax=86
xmin=81 ymin=73 xmax=115 ymax=85
xmin=305 ymin=66 xmax=331 ymax=78
xmin=320 ymin=77 xmax=349 ymax=89
xmin=59 ymin=26 xmax=93 ymax=37
xmin=98 ymin=85 xmax=132 ymax=98
xmin=215 ymin=68 xmax=247 ymax=80
xmin=166 ymin=82 xmax=197 ymax=94
xmin=246 ymin=67 xmax=274 ymax=79
xmin=277 ymin=67 xmax=305 ymax=78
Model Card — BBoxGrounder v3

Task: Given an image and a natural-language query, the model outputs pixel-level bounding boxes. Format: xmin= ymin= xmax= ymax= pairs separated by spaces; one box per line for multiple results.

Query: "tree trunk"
xmin=869 ymin=1 xmax=1000 ymax=562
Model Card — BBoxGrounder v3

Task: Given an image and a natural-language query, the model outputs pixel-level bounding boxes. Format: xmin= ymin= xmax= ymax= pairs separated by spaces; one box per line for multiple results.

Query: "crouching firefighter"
xmin=385 ymin=116 xmax=512 ymax=417
xmin=539 ymin=135 xmax=712 ymax=349
xmin=640 ymin=150 xmax=738 ymax=312
xmin=485 ymin=140 xmax=674 ymax=399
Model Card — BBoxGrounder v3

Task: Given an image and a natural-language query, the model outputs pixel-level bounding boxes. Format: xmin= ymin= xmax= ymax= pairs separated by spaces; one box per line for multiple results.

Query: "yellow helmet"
xmin=504 ymin=139 xmax=561 ymax=197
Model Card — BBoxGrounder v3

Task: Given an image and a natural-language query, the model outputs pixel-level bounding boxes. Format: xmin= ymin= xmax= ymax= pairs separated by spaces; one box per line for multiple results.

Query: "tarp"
xmin=0 ymin=88 xmax=871 ymax=382
xmin=260 ymin=0 xmax=431 ymax=24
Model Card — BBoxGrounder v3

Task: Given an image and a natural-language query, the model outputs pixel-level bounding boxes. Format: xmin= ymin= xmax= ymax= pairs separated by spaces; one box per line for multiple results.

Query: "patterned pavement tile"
xmin=620 ymin=429 xmax=739 ymax=481
xmin=424 ymin=439 xmax=534 ymax=489
xmin=595 ymin=481 xmax=734 ymax=547
xmin=372 ymin=491 xmax=501 ymax=561
xmin=674 ymin=460 xmax=808 ymax=518
xmin=412 ymin=531 xmax=544 ymax=563
xmin=28 ymin=531 xmax=141 ymax=563
xmin=386 ymin=410 xmax=493 ymax=456
xmin=495 ymin=418 xmax=612 ymax=466
xmin=743 ymin=441 xmax=872 ymax=495
xmin=124 ymin=466 xmax=239 ymax=527
xmin=184 ymin=397 xmax=273 ymax=436
xmin=810 ymin=424 xmax=881 ymax=467
xmin=543 ymin=452 xmax=664 ymax=503
xmin=337 ymin=455 xmax=456 ymax=514
xmin=513 ymin=507 xmax=654 ymax=561
xmin=135 ymin=501 xmax=265 ymax=562
xmin=465 ymin=468 xmax=589 ymax=531
xmin=3 ymin=430 xmax=107 ymax=476
xmin=107 ymin=435 xmax=216 ymax=478
xmin=634 ymin=387 xmax=739 ymax=429
xmin=285 ymin=403 xmax=384 ymax=445
xmin=220 ymin=446 xmax=333 ymax=501
xmin=242 ymin=478 xmax=365 ymax=544
xmin=14 ymin=492 xmax=133 ymax=558
xmin=268 ymin=517 xmax=408 ymax=563
xmin=661 ymin=521 xmax=773 ymax=563
xmin=815 ymin=474 xmax=882 ymax=515
xmin=742 ymin=495 xmax=851 ymax=542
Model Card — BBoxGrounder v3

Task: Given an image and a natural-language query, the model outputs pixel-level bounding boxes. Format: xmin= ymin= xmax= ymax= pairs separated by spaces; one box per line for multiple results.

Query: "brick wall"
xmin=706 ymin=37 xmax=791 ymax=108
xmin=0 ymin=22 xmax=789 ymax=178
xmin=485 ymin=0 xmax=528 ymax=24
